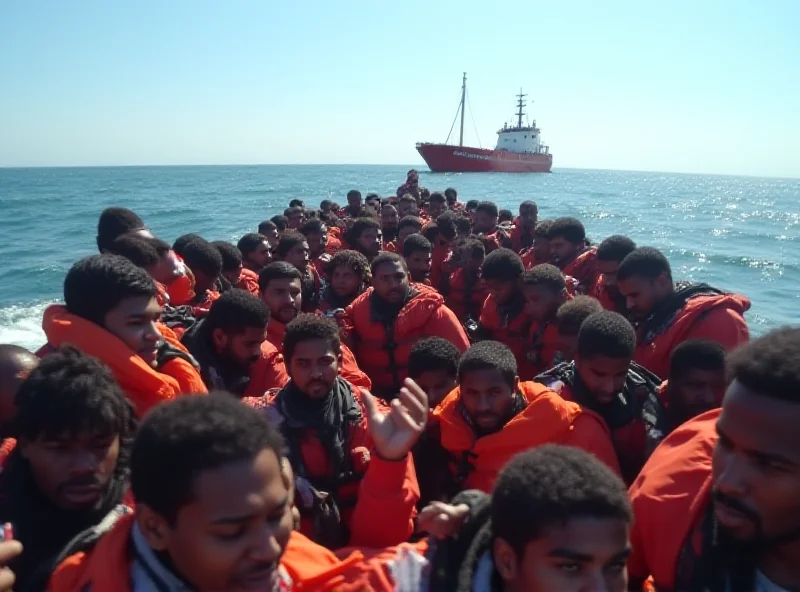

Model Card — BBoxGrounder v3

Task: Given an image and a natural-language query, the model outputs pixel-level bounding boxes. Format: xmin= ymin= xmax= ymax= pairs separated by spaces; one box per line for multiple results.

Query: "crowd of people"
xmin=0 ymin=167 xmax=796 ymax=591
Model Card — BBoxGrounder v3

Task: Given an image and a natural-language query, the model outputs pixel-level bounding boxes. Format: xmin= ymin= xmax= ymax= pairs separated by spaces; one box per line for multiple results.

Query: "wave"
xmin=0 ymin=301 xmax=53 ymax=351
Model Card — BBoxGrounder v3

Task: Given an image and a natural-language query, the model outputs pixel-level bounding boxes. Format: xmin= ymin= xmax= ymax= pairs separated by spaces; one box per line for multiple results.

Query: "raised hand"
xmin=362 ymin=378 xmax=429 ymax=461
xmin=417 ymin=501 xmax=471 ymax=540
xmin=0 ymin=535 xmax=22 ymax=592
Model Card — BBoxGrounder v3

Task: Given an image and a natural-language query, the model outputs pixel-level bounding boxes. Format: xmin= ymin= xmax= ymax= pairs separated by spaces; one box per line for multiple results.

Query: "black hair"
xmin=520 ymin=200 xmax=538 ymax=213
xmin=534 ymin=219 xmax=554 ymax=239
xmin=211 ymin=241 xmax=243 ymax=274
xmin=422 ymin=225 xmax=440 ymax=243
xmin=238 ymin=233 xmax=269 ymax=256
xmin=258 ymin=261 xmax=302 ymax=293
xmin=492 ymin=444 xmax=631 ymax=557
xmin=726 ymin=327 xmax=800 ymax=401
xmin=109 ymin=235 xmax=170 ymax=269
xmin=455 ymin=216 xmax=472 ymax=236
xmin=172 ymin=233 xmax=204 ymax=257
xmin=465 ymin=200 xmax=479 ymax=210
xmin=403 ymin=233 xmax=432 ymax=257
xmin=288 ymin=199 xmax=305 ymax=209
xmin=205 ymin=289 xmax=270 ymax=337
xmin=275 ymin=231 xmax=308 ymax=259
xmin=617 ymin=247 xmax=673 ymax=282
xmin=371 ymin=252 xmax=407 ymax=276
xmin=365 ymin=193 xmax=381 ymax=203
xmin=408 ymin=337 xmax=460 ymax=380
xmin=430 ymin=192 xmax=446 ymax=205
xmin=319 ymin=200 xmax=333 ymax=211
xmin=16 ymin=346 xmax=134 ymax=443
xmin=283 ymin=314 xmax=342 ymax=364
xmin=549 ymin=217 xmax=586 ymax=244
xmin=284 ymin=206 xmax=303 ymax=219
xmin=96 ymin=207 xmax=146 ymax=253
xmin=436 ymin=211 xmax=458 ymax=241
xmin=444 ymin=187 xmax=458 ymax=202
xmin=325 ymin=250 xmax=371 ymax=284
xmin=270 ymin=215 xmax=288 ymax=232
xmin=347 ymin=190 xmax=362 ymax=201
xmin=669 ymin=339 xmax=726 ymax=382
xmin=577 ymin=311 xmax=636 ymax=360
xmin=399 ymin=194 xmax=417 ymax=206
xmin=346 ymin=217 xmax=381 ymax=245
xmin=597 ymin=235 xmax=637 ymax=263
xmin=556 ymin=296 xmax=604 ymax=335
xmin=481 ymin=248 xmax=524 ymax=282
xmin=463 ymin=238 xmax=486 ymax=260
xmin=257 ymin=220 xmax=277 ymax=235
xmin=475 ymin=201 xmax=498 ymax=218
xmin=398 ymin=216 xmax=423 ymax=233
xmin=498 ymin=209 xmax=514 ymax=223
xmin=300 ymin=218 xmax=326 ymax=236
xmin=64 ymin=254 xmax=156 ymax=325
xmin=521 ymin=264 xmax=566 ymax=293
xmin=130 ymin=393 xmax=284 ymax=525
xmin=458 ymin=341 xmax=517 ymax=389
xmin=182 ymin=239 xmax=223 ymax=279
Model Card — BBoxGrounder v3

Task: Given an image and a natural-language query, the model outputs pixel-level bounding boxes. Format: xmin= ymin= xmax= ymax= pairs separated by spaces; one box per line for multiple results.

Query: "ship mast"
xmin=516 ymin=89 xmax=526 ymax=128
xmin=459 ymin=72 xmax=467 ymax=146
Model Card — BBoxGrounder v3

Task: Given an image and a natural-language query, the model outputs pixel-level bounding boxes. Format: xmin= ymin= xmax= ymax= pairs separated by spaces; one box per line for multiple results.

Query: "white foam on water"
xmin=0 ymin=301 xmax=53 ymax=351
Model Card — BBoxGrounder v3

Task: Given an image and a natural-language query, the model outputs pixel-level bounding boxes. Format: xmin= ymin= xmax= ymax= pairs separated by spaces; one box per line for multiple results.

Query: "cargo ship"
xmin=416 ymin=73 xmax=553 ymax=173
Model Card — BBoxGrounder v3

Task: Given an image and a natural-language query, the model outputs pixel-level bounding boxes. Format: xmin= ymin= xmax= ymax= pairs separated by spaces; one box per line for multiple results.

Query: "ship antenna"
xmin=516 ymin=88 xmax=526 ymax=128
xmin=459 ymin=72 xmax=467 ymax=147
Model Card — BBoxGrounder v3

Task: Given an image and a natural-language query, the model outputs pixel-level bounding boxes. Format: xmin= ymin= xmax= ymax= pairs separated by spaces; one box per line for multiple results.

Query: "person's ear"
xmin=493 ymin=537 xmax=519 ymax=581
xmin=513 ymin=375 xmax=521 ymax=393
xmin=138 ymin=504 xmax=172 ymax=551
xmin=212 ymin=328 xmax=228 ymax=351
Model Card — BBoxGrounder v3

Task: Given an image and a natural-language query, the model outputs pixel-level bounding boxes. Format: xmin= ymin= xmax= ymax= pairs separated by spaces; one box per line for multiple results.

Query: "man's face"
xmin=261 ymin=278 xmax=301 ymax=325
xmin=473 ymin=211 xmax=497 ymax=234
xmin=304 ymin=231 xmax=327 ymax=258
xmin=331 ymin=264 xmax=362 ymax=298
xmin=263 ymin=230 xmax=280 ymax=250
xmin=618 ymin=275 xmax=668 ymax=322
xmin=533 ymin=237 xmax=552 ymax=264
xmin=597 ymin=259 xmax=622 ymax=296
xmin=283 ymin=241 xmax=309 ymax=273
xmin=550 ymin=237 xmax=581 ymax=269
xmin=365 ymin=198 xmax=380 ymax=217
xmin=347 ymin=194 xmax=362 ymax=210
xmin=213 ymin=326 xmax=266 ymax=372
xmin=288 ymin=338 xmax=340 ymax=400
xmin=485 ymin=278 xmax=518 ymax=306
xmin=574 ymin=354 xmax=631 ymax=405
xmin=286 ymin=212 xmax=304 ymax=230
xmin=497 ymin=517 xmax=630 ymax=592
xmin=522 ymin=285 xmax=564 ymax=323
xmin=429 ymin=201 xmax=446 ymax=219
xmin=397 ymin=226 xmax=419 ymax=252
xmin=21 ymin=431 xmax=120 ymax=510
xmin=372 ymin=260 xmax=409 ymax=304
xmin=245 ymin=241 xmax=273 ymax=272
xmin=103 ymin=295 xmax=162 ymax=367
xmin=357 ymin=229 xmax=382 ymax=259
xmin=519 ymin=205 xmax=538 ymax=228
xmin=459 ymin=368 xmax=517 ymax=434
xmin=381 ymin=206 xmax=399 ymax=231
xmin=222 ymin=264 xmax=244 ymax=286
xmin=145 ymin=449 xmax=294 ymax=592
xmin=669 ymin=367 xmax=726 ymax=422
xmin=148 ymin=252 xmax=183 ymax=286
xmin=398 ymin=201 xmax=417 ymax=219
xmin=712 ymin=380 xmax=800 ymax=549
xmin=414 ymin=370 xmax=456 ymax=409
xmin=406 ymin=250 xmax=432 ymax=283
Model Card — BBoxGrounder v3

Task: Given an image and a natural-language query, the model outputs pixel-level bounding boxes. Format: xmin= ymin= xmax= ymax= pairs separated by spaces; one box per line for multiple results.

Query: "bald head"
xmin=0 ymin=344 xmax=39 ymax=435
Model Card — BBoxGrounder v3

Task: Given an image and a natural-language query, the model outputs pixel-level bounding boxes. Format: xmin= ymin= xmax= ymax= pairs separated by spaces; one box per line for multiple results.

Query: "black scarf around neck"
xmin=369 ymin=286 xmax=415 ymax=323
xmin=321 ymin=284 xmax=357 ymax=311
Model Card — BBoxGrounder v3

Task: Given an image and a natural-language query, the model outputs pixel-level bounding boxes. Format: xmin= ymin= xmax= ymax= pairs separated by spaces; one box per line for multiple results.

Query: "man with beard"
xmin=0 ymin=345 xmax=38 ymax=466
xmin=591 ymin=235 xmax=636 ymax=314
xmin=473 ymin=201 xmax=510 ymax=252
xmin=343 ymin=190 xmax=363 ymax=218
xmin=403 ymin=234 xmax=433 ymax=285
xmin=432 ymin=341 xmax=619 ymax=497
xmin=0 ymin=347 xmax=134 ymax=592
xmin=243 ymin=314 xmax=424 ymax=549
xmin=237 ymin=232 xmax=273 ymax=284
xmin=274 ymin=231 xmax=322 ymax=313
xmin=259 ymin=262 xmax=371 ymax=390
xmin=341 ymin=253 xmax=469 ymax=400
xmin=319 ymin=250 xmax=371 ymax=315
xmin=617 ymin=246 xmax=750 ymax=379
xmin=535 ymin=311 xmax=668 ymax=484
xmin=346 ymin=218 xmax=383 ymax=263
xmin=628 ymin=327 xmax=800 ymax=591
xmin=427 ymin=192 xmax=447 ymax=220
xmin=510 ymin=200 xmax=538 ymax=253
xmin=395 ymin=215 xmax=423 ymax=255
xmin=181 ymin=289 xmax=289 ymax=397
xmin=548 ymin=217 xmax=598 ymax=293
xmin=380 ymin=204 xmax=399 ymax=246
xmin=299 ymin=218 xmax=330 ymax=279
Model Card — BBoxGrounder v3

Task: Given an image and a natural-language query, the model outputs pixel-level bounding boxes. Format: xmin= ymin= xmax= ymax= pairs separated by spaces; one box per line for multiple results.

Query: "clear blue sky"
xmin=2 ymin=0 xmax=798 ymax=177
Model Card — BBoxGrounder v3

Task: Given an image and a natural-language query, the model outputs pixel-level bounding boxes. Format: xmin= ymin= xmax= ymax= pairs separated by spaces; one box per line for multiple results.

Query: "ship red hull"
xmin=416 ymin=143 xmax=552 ymax=173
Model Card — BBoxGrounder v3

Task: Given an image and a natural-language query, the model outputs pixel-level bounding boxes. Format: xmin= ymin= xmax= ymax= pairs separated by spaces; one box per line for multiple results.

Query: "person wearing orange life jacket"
xmin=628 ymin=328 xmax=800 ymax=592
xmin=180 ymin=238 xmax=223 ymax=318
xmin=659 ymin=339 xmax=727 ymax=433
xmin=211 ymin=240 xmax=248 ymax=294
xmin=477 ymin=249 xmax=536 ymax=378
xmin=40 ymin=255 xmax=206 ymax=416
xmin=340 ymin=253 xmax=469 ymax=400
xmin=520 ymin=218 xmax=554 ymax=269
xmin=259 ymin=262 xmax=371 ymax=391
xmin=549 ymin=216 xmax=598 ymax=293
xmin=46 ymin=395 xmax=386 ymax=592
xmin=1 ymin=348 xmax=135 ymax=592
xmin=342 ymin=189 xmax=364 ymax=219
xmin=441 ymin=238 xmax=489 ymax=323
xmin=551 ymin=295 xmax=604 ymax=366
xmin=473 ymin=201 xmax=511 ymax=252
xmin=181 ymin=290 xmax=288 ymax=397
xmin=444 ymin=186 xmax=465 ymax=212
xmin=510 ymin=200 xmax=538 ymax=253
xmin=283 ymin=206 xmax=306 ymax=231
xmin=397 ymin=194 xmax=420 ymax=220
xmin=433 ymin=341 xmax=619 ymax=498
xmin=237 ymin=231 xmax=273 ymax=293
xmin=391 ymin=214 xmax=423 ymax=256
xmin=403 ymin=233 xmax=433 ymax=285
xmin=535 ymin=311 xmax=668 ymax=485
xmin=380 ymin=203 xmax=400 ymax=247
xmin=428 ymin=211 xmax=459 ymax=289
xmin=95 ymin=207 xmax=154 ymax=254
xmin=273 ymin=231 xmax=323 ymax=313
xmin=318 ymin=250 xmax=371 ymax=316
xmin=300 ymin=218 xmax=331 ymax=278
xmin=0 ymin=345 xmax=38 ymax=469
xmin=244 ymin=315 xmax=425 ymax=550
xmin=345 ymin=217 xmax=383 ymax=266
xmin=617 ymin=246 xmax=750 ymax=380
xmin=592 ymin=235 xmax=637 ymax=314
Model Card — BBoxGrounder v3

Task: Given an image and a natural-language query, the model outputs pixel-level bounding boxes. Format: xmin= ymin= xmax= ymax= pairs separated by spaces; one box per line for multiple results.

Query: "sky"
xmin=1 ymin=0 xmax=798 ymax=177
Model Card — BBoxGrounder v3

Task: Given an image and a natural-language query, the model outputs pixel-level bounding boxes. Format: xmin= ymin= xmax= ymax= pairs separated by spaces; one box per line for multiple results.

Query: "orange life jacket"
xmin=524 ymin=319 xmax=561 ymax=378
xmin=510 ymin=218 xmax=535 ymax=253
xmin=444 ymin=268 xmax=489 ymax=320
xmin=236 ymin=267 xmax=260 ymax=296
xmin=591 ymin=274 xmax=626 ymax=313
xmin=479 ymin=294 xmax=535 ymax=379
xmin=164 ymin=254 xmax=195 ymax=306
xmin=325 ymin=232 xmax=343 ymax=255
xmin=562 ymin=246 xmax=598 ymax=293
xmin=434 ymin=381 xmax=587 ymax=492
xmin=190 ymin=288 xmax=221 ymax=318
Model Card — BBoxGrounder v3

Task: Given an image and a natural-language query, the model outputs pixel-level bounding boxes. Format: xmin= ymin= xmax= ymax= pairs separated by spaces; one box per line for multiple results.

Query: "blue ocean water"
xmin=0 ymin=165 xmax=797 ymax=349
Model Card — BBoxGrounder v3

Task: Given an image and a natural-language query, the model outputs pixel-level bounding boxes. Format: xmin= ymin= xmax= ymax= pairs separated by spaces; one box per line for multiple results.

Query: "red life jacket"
xmin=562 ymin=247 xmax=598 ymax=293
xmin=236 ymin=268 xmax=260 ymax=296
xmin=479 ymin=294 xmax=535 ymax=378
xmin=444 ymin=268 xmax=489 ymax=321
xmin=510 ymin=218 xmax=535 ymax=253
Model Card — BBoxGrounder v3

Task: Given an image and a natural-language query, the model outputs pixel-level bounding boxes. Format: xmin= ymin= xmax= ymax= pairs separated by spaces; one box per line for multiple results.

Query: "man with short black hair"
xmin=283 ymin=206 xmax=305 ymax=230
xmin=238 ymin=232 xmax=273 ymax=274
xmin=617 ymin=246 xmax=750 ymax=379
xmin=428 ymin=192 xmax=447 ymax=220
xmin=96 ymin=207 xmax=153 ymax=253
xmin=403 ymin=233 xmax=433 ymax=284
xmin=395 ymin=215 xmax=423 ymax=255
xmin=521 ymin=264 xmax=572 ymax=376
xmin=441 ymin=238 xmax=488 ymax=322
xmin=256 ymin=221 xmax=281 ymax=248
xmin=344 ymin=189 xmax=363 ymax=218
xmin=0 ymin=347 xmax=134 ymax=591
xmin=346 ymin=218 xmax=383 ymax=263
xmin=474 ymin=201 xmax=510 ymax=251
xmin=521 ymin=218 xmax=555 ymax=268
xmin=300 ymin=218 xmax=330 ymax=277
xmin=274 ymin=231 xmax=322 ymax=313
xmin=180 ymin=238 xmax=223 ymax=317
xmin=109 ymin=235 xmax=180 ymax=289
xmin=553 ymin=295 xmax=604 ymax=365
xmin=536 ymin=311 xmax=667 ymax=483
xmin=380 ymin=204 xmax=400 ymax=245
xmin=211 ymin=241 xmax=244 ymax=292
xmin=548 ymin=216 xmax=597 ymax=292
xmin=511 ymin=200 xmax=538 ymax=253
xmin=397 ymin=195 xmax=419 ymax=219
xmin=592 ymin=235 xmax=636 ymax=313
xmin=408 ymin=336 xmax=460 ymax=408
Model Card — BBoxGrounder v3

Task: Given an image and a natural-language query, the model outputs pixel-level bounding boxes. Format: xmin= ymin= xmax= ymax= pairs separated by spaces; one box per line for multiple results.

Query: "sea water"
xmin=0 ymin=165 xmax=797 ymax=350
